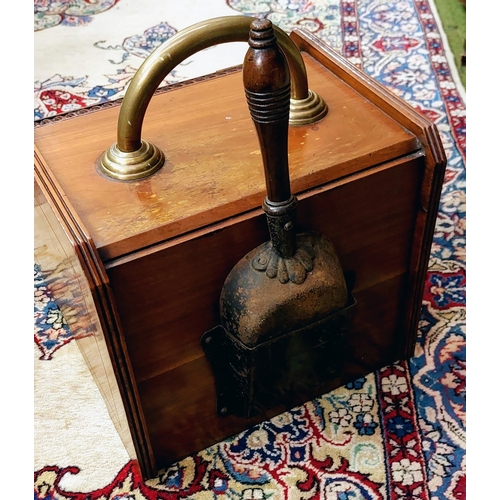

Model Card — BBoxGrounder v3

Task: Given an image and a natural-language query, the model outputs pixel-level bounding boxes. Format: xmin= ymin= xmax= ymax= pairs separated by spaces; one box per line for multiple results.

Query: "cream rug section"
xmin=34 ymin=0 xmax=248 ymax=107
xmin=34 ymin=341 xmax=130 ymax=491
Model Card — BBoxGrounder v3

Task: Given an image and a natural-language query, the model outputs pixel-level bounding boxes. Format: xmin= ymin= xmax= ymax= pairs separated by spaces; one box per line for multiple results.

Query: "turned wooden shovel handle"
xmin=243 ymin=19 xmax=298 ymax=259
xmin=243 ymin=19 xmax=292 ymax=204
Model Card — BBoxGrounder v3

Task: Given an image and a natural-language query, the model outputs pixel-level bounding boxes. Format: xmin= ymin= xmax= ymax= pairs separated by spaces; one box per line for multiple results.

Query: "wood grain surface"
xmin=107 ymin=154 xmax=423 ymax=467
xmin=34 ymin=51 xmax=418 ymax=262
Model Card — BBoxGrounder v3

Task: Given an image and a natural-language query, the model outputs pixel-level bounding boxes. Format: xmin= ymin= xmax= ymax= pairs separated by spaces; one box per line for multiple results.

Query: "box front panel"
xmin=106 ymin=154 xmax=424 ymax=467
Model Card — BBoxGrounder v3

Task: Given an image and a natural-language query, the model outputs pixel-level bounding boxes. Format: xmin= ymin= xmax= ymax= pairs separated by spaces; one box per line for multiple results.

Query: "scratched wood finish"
xmin=33 ymin=30 xmax=446 ymax=479
xmin=34 ymin=52 xmax=418 ymax=262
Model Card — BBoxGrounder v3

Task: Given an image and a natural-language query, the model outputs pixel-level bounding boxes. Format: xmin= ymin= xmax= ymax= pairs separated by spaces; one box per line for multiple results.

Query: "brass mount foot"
xmin=98 ymin=140 xmax=165 ymax=181
xmin=290 ymin=89 xmax=328 ymax=126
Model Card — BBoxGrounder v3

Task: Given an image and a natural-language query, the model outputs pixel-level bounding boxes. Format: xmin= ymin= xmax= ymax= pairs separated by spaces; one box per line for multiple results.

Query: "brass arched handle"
xmin=98 ymin=16 xmax=328 ymax=181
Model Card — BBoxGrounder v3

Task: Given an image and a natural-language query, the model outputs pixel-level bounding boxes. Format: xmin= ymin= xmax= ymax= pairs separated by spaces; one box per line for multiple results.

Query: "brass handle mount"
xmin=98 ymin=16 xmax=328 ymax=181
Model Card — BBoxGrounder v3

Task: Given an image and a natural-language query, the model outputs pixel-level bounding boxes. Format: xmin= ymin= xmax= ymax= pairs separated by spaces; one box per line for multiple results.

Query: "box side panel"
xmin=34 ymin=179 xmax=137 ymax=462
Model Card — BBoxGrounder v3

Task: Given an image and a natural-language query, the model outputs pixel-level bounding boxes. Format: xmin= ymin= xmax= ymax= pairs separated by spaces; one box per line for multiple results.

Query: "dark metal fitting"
xmin=201 ymin=294 xmax=356 ymax=419
xmin=263 ymin=196 xmax=297 ymax=217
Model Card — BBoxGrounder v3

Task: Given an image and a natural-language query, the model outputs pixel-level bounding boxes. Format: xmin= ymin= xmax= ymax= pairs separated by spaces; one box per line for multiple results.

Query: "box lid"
xmin=34 ymin=49 xmax=419 ymax=262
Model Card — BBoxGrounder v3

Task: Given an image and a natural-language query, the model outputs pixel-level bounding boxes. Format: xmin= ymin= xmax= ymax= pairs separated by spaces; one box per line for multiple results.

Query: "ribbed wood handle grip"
xmin=243 ymin=19 xmax=298 ymax=259
xmin=243 ymin=19 xmax=292 ymax=204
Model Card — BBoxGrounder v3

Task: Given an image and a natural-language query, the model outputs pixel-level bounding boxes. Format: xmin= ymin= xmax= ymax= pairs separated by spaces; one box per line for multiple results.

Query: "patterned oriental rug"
xmin=34 ymin=0 xmax=466 ymax=498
